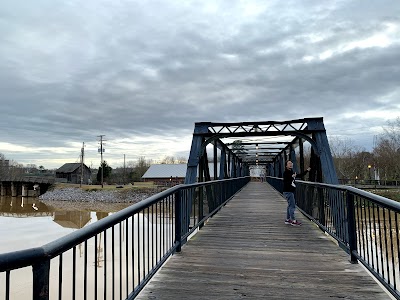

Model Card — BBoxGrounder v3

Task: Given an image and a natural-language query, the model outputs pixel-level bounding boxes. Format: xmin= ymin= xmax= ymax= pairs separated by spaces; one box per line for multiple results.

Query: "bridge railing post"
xmin=198 ymin=187 xmax=204 ymax=228
xmin=346 ymin=191 xmax=358 ymax=264
xmin=32 ymin=258 xmax=50 ymax=300
xmin=174 ymin=190 xmax=182 ymax=253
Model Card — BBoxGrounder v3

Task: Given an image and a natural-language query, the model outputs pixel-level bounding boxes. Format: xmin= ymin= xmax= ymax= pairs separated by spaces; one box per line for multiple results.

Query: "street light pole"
xmin=368 ymin=164 xmax=372 ymax=183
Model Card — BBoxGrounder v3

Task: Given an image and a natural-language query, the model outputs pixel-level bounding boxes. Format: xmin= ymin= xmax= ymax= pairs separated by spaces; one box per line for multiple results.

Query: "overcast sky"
xmin=1 ymin=0 xmax=399 ymax=169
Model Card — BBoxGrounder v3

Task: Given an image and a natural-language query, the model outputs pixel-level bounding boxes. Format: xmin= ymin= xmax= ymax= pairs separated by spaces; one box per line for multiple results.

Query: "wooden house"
xmin=55 ymin=163 xmax=92 ymax=184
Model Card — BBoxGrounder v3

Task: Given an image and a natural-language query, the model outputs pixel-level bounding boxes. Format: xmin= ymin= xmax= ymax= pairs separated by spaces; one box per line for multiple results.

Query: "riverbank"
xmin=39 ymin=183 xmax=168 ymax=203
xmin=369 ymin=189 xmax=400 ymax=202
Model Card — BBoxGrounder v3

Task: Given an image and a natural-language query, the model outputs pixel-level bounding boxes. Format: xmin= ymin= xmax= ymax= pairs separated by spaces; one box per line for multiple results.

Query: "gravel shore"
xmin=39 ymin=187 xmax=166 ymax=203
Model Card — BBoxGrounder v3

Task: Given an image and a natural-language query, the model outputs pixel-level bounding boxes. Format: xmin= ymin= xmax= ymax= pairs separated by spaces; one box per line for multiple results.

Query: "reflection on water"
xmin=0 ymin=196 xmax=51 ymax=217
xmin=54 ymin=210 xmax=92 ymax=229
xmin=356 ymin=204 xmax=400 ymax=288
xmin=0 ymin=198 xmax=175 ymax=300
xmin=0 ymin=195 xmax=134 ymax=254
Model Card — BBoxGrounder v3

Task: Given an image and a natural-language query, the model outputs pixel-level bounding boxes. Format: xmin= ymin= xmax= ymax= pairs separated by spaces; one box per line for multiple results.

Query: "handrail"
xmin=0 ymin=176 xmax=250 ymax=300
xmin=266 ymin=176 xmax=400 ymax=299
xmin=266 ymin=176 xmax=400 ymax=209
xmin=0 ymin=186 xmax=180 ymax=272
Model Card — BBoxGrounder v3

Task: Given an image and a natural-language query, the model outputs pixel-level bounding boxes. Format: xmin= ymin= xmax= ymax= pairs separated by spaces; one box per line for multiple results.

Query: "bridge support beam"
xmin=34 ymin=186 xmax=40 ymax=196
xmin=11 ymin=182 xmax=17 ymax=197
xmin=289 ymin=147 xmax=297 ymax=172
xmin=0 ymin=183 xmax=5 ymax=196
xmin=185 ymin=125 xmax=208 ymax=184
xmin=307 ymin=119 xmax=338 ymax=184
xmin=219 ymin=147 xmax=227 ymax=179
xmin=22 ymin=184 xmax=28 ymax=197
xmin=230 ymin=157 xmax=235 ymax=177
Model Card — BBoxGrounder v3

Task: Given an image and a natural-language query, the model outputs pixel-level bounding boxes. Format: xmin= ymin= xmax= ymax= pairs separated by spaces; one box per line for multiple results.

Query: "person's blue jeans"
xmin=283 ymin=192 xmax=296 ymax=220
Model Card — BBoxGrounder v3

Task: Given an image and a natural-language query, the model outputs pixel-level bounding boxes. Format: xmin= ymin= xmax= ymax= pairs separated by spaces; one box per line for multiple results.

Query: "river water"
xmin=4 ymin=193 xmax=400 ymax=298
xmin=0 ymin=195 xmax=133 ymax=254
xmin=0 ymin=195 xmax=174 ymax=299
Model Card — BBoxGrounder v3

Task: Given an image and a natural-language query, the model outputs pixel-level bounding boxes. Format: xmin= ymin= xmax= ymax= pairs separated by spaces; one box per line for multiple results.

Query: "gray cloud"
xmin=1 ymin=0 xmax=399 ymax=168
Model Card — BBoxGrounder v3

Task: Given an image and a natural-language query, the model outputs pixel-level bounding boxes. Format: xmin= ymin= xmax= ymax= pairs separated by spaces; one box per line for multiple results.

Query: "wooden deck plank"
xmin=137 ymin=182 xmax=391 ymax=299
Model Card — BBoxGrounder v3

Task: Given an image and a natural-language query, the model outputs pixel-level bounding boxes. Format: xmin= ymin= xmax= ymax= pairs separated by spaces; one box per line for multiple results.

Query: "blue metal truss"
xmin=184 ymin=117 xmax=338 ymax=184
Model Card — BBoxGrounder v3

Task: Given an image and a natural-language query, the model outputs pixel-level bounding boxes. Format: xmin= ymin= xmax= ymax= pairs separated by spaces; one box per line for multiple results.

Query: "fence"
xmin=267 ymin=176 xmax=400 ymax=300
xmin=0 ymin=177 xmax=250 ymax=300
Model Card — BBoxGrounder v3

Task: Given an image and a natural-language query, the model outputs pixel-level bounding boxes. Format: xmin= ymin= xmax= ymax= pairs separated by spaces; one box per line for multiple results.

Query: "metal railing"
xmin=267 ymin=176 xmax=400 ymax=299
xmin=0 ymin=177 xmax=250 ymax=300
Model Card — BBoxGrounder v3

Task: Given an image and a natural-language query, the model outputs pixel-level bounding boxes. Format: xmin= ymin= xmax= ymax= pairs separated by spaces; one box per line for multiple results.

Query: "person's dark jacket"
xmin=283 ymin=168 xmax=309 ymax=193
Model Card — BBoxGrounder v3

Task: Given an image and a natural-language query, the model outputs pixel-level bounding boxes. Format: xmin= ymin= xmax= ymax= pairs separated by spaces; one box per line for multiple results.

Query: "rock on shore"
xmin=39 ymin=187 xmax=166 ymax=203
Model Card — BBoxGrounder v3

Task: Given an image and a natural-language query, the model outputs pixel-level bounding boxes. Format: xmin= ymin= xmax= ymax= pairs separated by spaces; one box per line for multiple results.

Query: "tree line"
xmin=1 ymin=118 xmax=399 ymax=182
xmin=0 ymin=154 xmax=187 ymax=184
xmin=330 ymin=117 xmax=400 ymax=181
xmin=0 ymin=154 xmax=27 ymax=179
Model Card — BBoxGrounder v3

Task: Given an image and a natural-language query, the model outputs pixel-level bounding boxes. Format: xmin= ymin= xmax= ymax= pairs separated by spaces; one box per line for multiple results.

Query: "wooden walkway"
xmin=137 ymin=182 xmax=391 ymax=299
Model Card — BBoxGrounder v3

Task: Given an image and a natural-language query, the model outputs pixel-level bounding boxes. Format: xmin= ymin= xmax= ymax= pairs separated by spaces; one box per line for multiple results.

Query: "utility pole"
xmin=98 ymin=135 xmax=106 ymax=188
xmin=123 ymin=154 xmax=126 ymax=185
xmin=80 ymin=142 xmax=85 ymax=188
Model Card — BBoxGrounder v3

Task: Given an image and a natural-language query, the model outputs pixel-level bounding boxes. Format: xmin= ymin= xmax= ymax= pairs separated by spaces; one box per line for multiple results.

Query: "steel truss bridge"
xmin=7 ymin=118 xmax=400 ymax=299
xmin=184 ymin=117 xmax=337 ymax=185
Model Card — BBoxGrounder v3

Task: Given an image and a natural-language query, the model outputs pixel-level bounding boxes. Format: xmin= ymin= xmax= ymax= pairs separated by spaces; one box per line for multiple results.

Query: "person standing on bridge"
xmin=283 ymin=160 xmax=311 ymax=226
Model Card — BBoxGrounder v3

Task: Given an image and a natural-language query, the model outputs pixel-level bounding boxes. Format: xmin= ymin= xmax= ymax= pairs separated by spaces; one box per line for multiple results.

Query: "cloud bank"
xmin=1 ymin=0 xmax=399 ymax=168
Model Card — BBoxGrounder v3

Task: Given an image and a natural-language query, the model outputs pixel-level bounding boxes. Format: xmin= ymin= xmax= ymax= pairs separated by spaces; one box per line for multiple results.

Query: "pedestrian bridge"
xmin=138 ymin=182 xmax=389 ymax=299
xmin=1 ymin=117 xmax=399 ymax=299
xmin=1 ymin=177 xmax=399 ymax=299
xmin=0 ymin=176 xmax=54 ymax=197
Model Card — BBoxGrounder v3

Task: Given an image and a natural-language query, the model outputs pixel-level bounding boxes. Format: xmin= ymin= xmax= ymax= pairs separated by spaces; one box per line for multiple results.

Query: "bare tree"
xmin=374 ymin=117 xmax=400 ymax=180
xmin=0 ymin=153 xmax=8 ymax=179
xmin=231 ymin=140 xmax=246 ymax=154
xmin=160 ymin=156 xmax=187 ymax=164
xmin=126 ymin=157 xmax=151 ymax=182
xmin=161 ymin=156 xmax=176 ymax=164
xmin=9 ymin=161 xmax=24 ymax=178
xmin=176 ymin=156 xmax=187 ymax=164
xmin=0 ymin=153 xmax=24 ymax=179
xmin=329 ymin=136 xmax=367 ymax=179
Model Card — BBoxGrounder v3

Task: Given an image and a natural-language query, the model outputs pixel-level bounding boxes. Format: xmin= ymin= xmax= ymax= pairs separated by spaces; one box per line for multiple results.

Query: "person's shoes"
xmin=290 ymin=220 xmax=302 ymax=226
xmin=284 ymin=219 xmax=291 ymax=225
